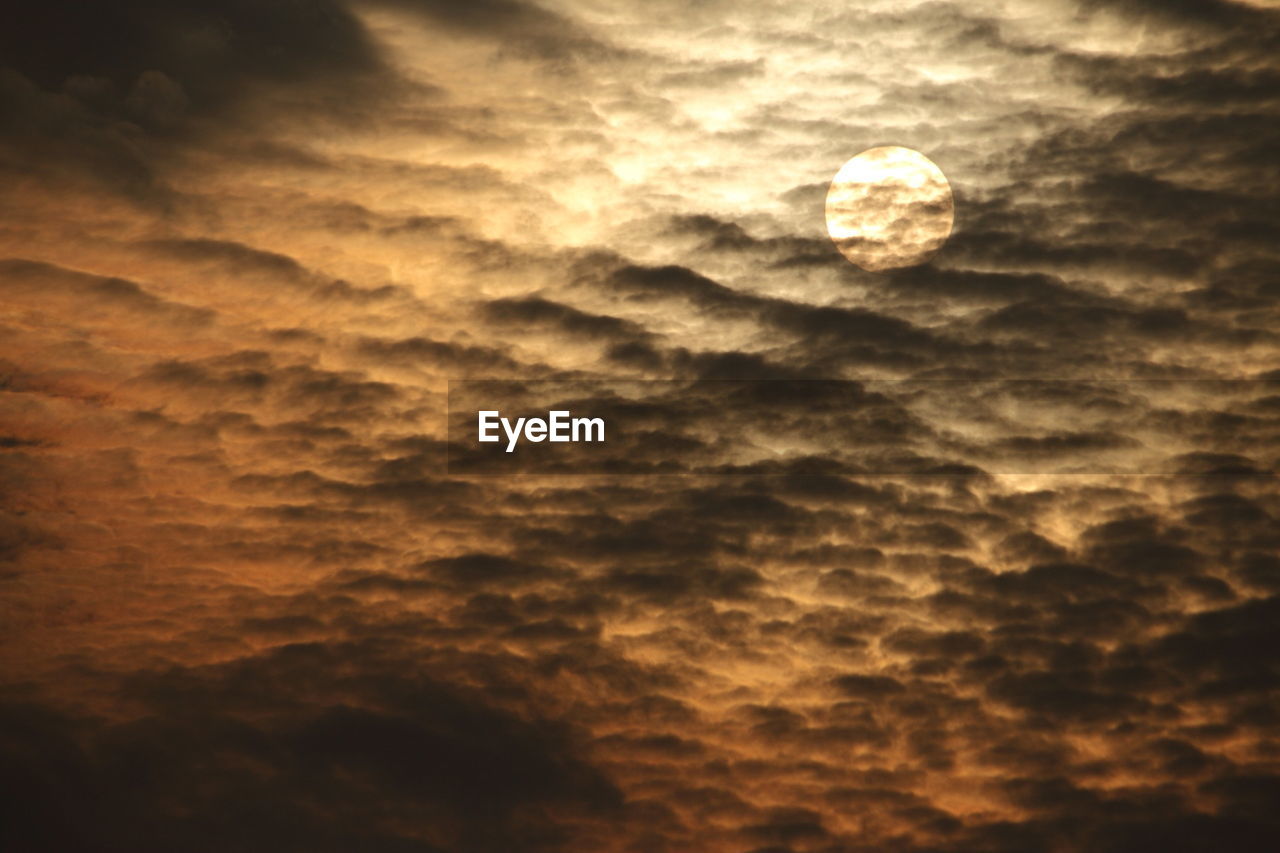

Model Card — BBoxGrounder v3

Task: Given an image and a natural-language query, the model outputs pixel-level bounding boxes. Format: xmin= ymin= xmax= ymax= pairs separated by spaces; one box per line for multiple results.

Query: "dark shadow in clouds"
xmin=0 ymin=641 xmax=621 ymax=853
xmin=366 ymin=0 xmax=621 ymax=63
xmin=1 ymin=1 xmax=380 ymax=115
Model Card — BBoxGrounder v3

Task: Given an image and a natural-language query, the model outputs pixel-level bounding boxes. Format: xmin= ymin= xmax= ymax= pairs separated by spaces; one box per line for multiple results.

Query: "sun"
xmin=825 ymin=146 xmax=954 ymax=272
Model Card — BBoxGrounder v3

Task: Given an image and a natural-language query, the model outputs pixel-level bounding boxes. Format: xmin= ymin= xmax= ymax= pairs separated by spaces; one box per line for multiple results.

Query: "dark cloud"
xmin=3 ymin=0 xmax=1280 ymax=850
xmin=483 ymin=296 xmax=653 ymax=344
xmin=366 ymin=0 xmax=620 ymax=63
xmin=0 ymin=259 xmax=216 ymax=327
xmin=1 ymin=1 xmax=379 ymax=113
xmin=0 ymin=1 xmax=413 ymax=199
xmin=0 ymin=640 xmax=621 ymax=852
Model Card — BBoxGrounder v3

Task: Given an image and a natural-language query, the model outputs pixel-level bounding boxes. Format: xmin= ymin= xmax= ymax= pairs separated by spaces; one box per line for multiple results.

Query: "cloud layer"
xmin=2 ymin=1 xmax=1279 ymax=850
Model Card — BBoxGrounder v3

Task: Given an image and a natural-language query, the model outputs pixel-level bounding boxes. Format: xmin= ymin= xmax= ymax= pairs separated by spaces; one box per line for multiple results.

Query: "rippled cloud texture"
xmin=2 ymin=1 xmax=1279 ymax=851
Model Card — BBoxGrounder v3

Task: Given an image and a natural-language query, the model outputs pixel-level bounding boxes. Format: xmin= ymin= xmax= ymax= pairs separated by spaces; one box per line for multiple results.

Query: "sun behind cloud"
xmin=825 ymin=146 xmax=954 ymax=272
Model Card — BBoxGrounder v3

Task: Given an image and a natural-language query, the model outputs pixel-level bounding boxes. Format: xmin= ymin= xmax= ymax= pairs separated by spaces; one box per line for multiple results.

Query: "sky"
xmin=1 ymin=1 xmax=1279 ymax=850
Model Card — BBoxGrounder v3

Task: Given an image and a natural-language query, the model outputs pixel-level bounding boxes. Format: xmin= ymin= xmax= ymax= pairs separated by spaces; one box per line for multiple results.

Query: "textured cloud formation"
xmin=2 ymin=1 xmax=1279 ymax=851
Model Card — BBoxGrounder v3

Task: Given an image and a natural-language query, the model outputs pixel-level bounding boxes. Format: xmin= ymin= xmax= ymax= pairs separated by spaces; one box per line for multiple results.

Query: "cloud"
xmin=0 ymin=1 xmax=380 ymax=112
xmin=2 ymin=0 xmax=1280 ymax=850
xmin=0 ymin=641 xmax=622 ymax=852
xmin=365 ymin=0 xmax=622 ymax=63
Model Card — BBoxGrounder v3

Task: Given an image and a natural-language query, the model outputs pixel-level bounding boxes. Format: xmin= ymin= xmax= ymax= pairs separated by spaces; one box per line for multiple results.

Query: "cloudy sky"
xmin=2 ymin=1 xmax=1279 ymax=850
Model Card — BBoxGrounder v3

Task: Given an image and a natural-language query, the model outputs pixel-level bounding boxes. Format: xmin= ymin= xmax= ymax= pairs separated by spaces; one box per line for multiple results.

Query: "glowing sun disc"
xmin=825 ymin=146 xmax=954 ymax=272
